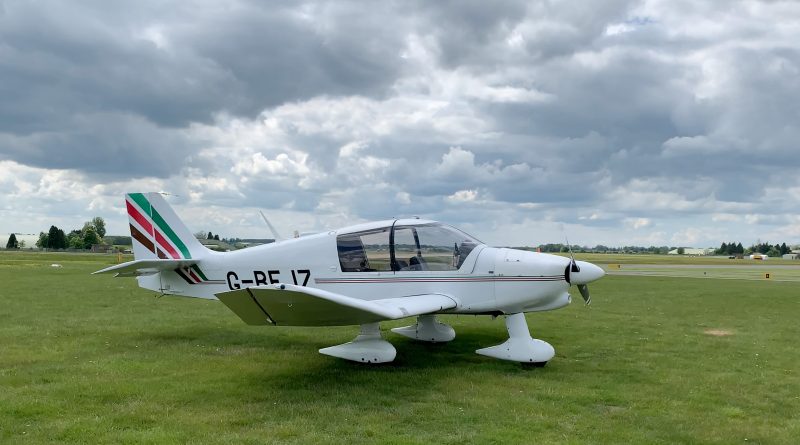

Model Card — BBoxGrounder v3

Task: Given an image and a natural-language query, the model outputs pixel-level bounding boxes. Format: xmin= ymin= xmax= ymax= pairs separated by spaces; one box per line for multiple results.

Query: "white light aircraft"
xmin=95 ymin=193 xmax=605 ymax=365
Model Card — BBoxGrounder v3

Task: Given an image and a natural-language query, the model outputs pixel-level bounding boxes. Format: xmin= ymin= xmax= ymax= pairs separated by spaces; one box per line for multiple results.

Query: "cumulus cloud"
xmin=624 ymin=217 xmax=653 ymax=230
xmin=1 ymin=0 xmax=799 ymax=247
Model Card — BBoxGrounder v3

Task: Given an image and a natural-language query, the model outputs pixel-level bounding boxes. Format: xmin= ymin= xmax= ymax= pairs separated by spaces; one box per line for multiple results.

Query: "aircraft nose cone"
xmin=571 ymin=261 xmax=605 ymax=285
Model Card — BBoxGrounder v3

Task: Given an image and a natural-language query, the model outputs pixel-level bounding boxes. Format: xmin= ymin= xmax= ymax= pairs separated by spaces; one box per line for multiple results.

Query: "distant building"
xmin=0 ymin=233 xmax=39 ymax=248
xmin=668 ymin=248 xmax=714 ymax=255
xmin=783 ymin=253 xmax=800 ymax=260
xmin=235 ymin=239 xmax=275 ymax=248
xmin=91 ymin=244 xmax=114 ymax=253
xmin=195 ymin=237 xmax=275 ymax=251
xmin=199 ymin=239 xmax=234 ymax=252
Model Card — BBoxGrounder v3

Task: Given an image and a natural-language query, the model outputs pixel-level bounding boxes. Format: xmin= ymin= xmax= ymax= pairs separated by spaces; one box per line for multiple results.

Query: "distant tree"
xmin=36 ymin=232 xmax=48 ymax=248
xmin=68 ymin=233 xmax=84 ymax=249
xmin=56 ymin=228 xmax=67 ymax=249
xmin=104 ymin=235 xmax=132 ymax=246
xmin=781 ymin=242 xmax=789 ymax=255
xmin=677 ymin=247 xmax=685 ymax=255
xmin=207 ymin=232 xmax=213 ymax=240
xmin=91 ymin=217 xmax=106 ymax=238
xmin=66 ymin=230 xmax=81 ymax=249
xmin=736 ymin=242 xmax=744 ymax=254
xmin=213 ymin=234 xmax=220 ymax=241
xmin=46 ymin=225 xmax=67 ymax=249
xmin=767 ymin=247 xmax=780 ymax=257
xmin=47 ymin=225 xmax=58 ymax=249
xmin=6 ymin=233 xmax=18 ymax=249
xmin=82 ymin=226 xmax=100 ymax=249
xmin=717 ymin=242 xmax=728 ymax=255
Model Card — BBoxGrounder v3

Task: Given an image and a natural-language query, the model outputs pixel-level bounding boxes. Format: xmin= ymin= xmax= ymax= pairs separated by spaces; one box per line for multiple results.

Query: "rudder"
xmin=125 ymin=192 xmax=209 ymax=260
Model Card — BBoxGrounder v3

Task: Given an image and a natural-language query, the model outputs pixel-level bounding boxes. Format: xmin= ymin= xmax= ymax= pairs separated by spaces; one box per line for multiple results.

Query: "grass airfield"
xmin=1 ymin=251 xmax=799 ymax=444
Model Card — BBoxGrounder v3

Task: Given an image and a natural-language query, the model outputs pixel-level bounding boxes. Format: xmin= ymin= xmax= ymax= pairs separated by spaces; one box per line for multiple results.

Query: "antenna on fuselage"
xmin=259 ymin=211 xmax=285 ymax=242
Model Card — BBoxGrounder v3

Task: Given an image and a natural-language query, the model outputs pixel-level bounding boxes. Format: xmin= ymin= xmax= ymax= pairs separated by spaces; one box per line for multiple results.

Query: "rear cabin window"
xmin=337 ymin=228 xmax=392 ymax=272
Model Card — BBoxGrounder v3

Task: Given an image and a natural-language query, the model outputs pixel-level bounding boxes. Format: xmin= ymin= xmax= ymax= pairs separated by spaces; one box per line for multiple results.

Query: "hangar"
xmin=0 ymin=233 xmax=39 ymax=248
xmin=668 ymin=248 xmax=715 ymax=255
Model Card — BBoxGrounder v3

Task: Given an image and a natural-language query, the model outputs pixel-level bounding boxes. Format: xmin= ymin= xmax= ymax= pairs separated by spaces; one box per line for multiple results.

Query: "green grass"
xmin=1 ymin=251 xmax=799 ymax=444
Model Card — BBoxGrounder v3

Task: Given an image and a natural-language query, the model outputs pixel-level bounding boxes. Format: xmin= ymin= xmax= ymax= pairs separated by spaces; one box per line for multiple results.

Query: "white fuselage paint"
xmin=139 ymin=228 xmax=576 ymax=315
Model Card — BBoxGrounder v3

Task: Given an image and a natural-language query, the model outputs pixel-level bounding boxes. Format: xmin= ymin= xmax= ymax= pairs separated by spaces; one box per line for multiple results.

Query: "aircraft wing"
xmin=92 ymin=259 xmax=198 ymax=277
xmin=216 ymin=284 xmax=458 ymax=326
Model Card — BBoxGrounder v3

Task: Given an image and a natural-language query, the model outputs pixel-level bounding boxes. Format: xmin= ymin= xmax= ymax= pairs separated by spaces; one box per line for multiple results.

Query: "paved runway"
xmin=604 ymin=263 xmax=800 ymax=282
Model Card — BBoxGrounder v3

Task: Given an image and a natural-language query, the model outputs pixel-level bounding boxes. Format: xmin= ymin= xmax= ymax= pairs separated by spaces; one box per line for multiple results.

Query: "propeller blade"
xmin=565 ymin=235 xmax=580 ymax=272
xmin=577 ymin=284 xmax=591 ymax=305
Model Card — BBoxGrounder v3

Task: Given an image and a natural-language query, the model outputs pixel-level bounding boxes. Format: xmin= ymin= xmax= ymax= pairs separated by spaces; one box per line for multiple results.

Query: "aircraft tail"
xmin=125 ymin=192 xmax=209 ymax=261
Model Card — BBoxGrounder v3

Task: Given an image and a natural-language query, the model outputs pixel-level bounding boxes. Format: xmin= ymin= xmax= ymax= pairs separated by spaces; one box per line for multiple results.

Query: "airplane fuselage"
xmin=141 ymin=223 xmax=575 ymax=315
xmin=99 ymin=194 xmax=606 ymax=364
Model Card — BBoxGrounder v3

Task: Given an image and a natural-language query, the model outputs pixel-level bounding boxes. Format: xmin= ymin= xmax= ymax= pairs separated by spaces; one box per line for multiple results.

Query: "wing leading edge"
xmin=93 ymin=259 xmax=198 ymax=277
xmin=216 ymin=283 xmax=458 ymax=326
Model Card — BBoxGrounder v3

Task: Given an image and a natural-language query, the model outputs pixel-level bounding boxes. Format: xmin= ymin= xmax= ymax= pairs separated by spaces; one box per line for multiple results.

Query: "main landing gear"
xmin=318 ymin=322 xmax=396 ymax=363
xmin=318 ymin=315 xmax=456 ymax=364
xmin=475 ymin=313 xmax=555 ymax=366
xmin=319 ymin=313 xmax=553 ymax=366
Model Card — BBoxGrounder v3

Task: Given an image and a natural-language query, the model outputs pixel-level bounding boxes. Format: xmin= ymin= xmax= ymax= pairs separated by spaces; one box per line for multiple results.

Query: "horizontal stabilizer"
xmin=93 ymin=259 xmax=198 ymax=277
xmin=216 ymin=284 xmax=457 ymax=326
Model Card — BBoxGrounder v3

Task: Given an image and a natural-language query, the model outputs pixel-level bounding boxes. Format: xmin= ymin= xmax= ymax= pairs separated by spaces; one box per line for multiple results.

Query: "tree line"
xmin=533 ymin=242 xmax=796 ymax=256
xmin=718 ymin=241 xmax=793 ymax=257
xmin=533 ymin=244 xmax=674 ymax=254
xmin=34 ymin=217 xmax=107 ymax=250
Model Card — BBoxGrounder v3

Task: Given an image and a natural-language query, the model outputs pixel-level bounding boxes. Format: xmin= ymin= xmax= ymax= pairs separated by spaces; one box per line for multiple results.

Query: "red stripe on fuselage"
xmin=314 ymin=276 xmax=564 ymax=284
xmin=126 ymin=200 xmax=153 ymax=234
xmin=187 ymin=269 xmax=202 ymax=282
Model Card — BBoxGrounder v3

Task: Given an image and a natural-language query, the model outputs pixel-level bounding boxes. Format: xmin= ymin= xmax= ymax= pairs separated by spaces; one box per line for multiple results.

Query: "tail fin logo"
xmin=127 ymin=193 xmax=192 ymax=260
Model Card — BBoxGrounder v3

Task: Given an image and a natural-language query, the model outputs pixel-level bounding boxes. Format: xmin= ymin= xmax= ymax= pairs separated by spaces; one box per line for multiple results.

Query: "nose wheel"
xmin=475 ymin=313 xmax=554 ymax=365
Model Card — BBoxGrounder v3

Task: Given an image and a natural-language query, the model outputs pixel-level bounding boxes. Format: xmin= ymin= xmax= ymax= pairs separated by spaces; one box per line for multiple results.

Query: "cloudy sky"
xmin=1 ymin=0 xmax=799 ymax=248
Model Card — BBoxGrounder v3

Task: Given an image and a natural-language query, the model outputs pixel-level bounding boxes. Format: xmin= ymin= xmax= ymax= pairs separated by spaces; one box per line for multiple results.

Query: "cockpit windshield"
xmin=337 ymin=222 xmax=481 ymax=272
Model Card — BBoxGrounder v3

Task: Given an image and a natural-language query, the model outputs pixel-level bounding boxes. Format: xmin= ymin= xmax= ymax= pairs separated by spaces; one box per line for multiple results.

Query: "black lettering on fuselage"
xmin=226 ymin=271 xmax=240 ymax=290
xmin=297 ymin=269 xmax=311 ymax=286
xmin=226 ymin=269 xmax=312 ymax=290
xmin=254 ymin=270 xmax=267 ymax=286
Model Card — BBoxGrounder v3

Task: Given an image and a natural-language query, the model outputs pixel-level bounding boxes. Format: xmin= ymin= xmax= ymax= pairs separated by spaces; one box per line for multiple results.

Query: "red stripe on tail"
xmin=126 ymin=200 xmax=153 ymax=234
xmin=155 ymin=230 xmax=181 ymax=259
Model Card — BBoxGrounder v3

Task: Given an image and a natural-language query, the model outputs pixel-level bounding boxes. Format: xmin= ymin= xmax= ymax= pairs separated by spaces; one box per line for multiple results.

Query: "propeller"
xmin=564 ymin=235 xmax=592 ymax=305
xmin=577 ymin=284 xmax=591 ymax=305
xmin=565 ymin=235 xmax=580 ymax=273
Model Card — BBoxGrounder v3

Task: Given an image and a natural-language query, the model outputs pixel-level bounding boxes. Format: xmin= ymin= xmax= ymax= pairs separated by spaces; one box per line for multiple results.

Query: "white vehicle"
xmin=95 ymin=193 xmax=605 ymax=365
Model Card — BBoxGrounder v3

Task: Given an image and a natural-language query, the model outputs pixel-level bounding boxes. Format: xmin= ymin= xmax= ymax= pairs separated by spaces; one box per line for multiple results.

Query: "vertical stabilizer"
xmin=125 ymin=192 xmax=209 ymax=261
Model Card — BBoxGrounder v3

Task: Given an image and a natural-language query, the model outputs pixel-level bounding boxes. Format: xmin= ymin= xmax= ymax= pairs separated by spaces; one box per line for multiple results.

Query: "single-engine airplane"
xmin=95 ymin=193 xmax=605 ymax=365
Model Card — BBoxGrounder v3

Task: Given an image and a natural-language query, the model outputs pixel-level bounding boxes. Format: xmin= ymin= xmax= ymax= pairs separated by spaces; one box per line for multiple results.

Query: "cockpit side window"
xmin=338 ymin=223 xmax=480 ymax=272
xmin=337 ymin=228 xmax=392 ymax=272
xmin=394 ymin=223 xmax=481 ymax=271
